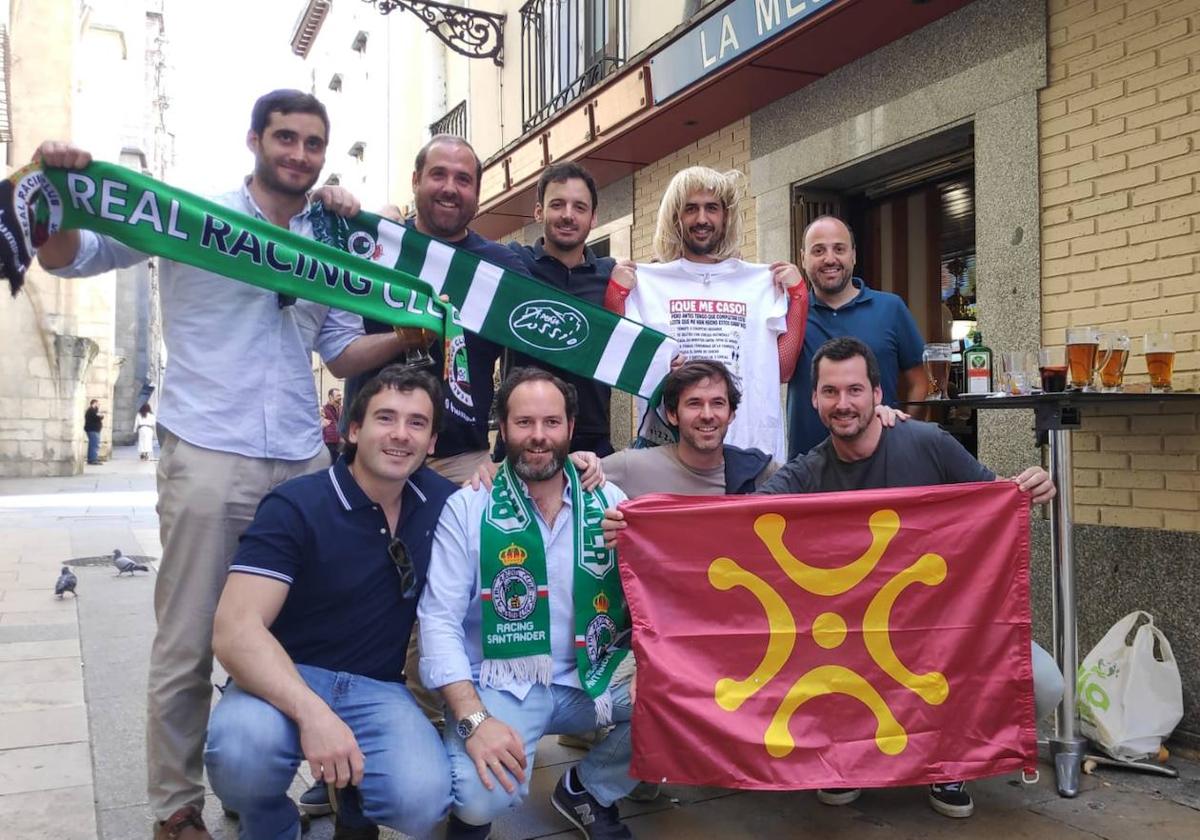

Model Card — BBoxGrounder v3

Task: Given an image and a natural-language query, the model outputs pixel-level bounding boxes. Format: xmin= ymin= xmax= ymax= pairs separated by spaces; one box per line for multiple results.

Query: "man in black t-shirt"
xmin=501 ymin=162 xmax=634 ymax=456
xmin=83 ymin=399 xmax=104 ymax=464
xmin=758 ymin=337 xmax=1060 ymax=819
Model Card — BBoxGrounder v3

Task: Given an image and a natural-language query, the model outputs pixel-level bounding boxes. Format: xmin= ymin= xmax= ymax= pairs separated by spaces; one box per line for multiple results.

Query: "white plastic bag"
xmin=1077 ymin=611 xmax=1183 ymax=761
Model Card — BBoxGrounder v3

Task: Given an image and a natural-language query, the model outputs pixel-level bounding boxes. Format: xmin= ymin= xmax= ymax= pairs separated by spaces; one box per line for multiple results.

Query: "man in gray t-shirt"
xmin=760 ymin=336 xmax=1057 ymax=820
xmin=603 ymin=360 xmax=778 ymax=498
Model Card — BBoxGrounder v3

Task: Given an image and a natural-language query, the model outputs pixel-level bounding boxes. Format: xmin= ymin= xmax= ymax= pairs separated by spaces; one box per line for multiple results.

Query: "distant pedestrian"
xmin=84 ymin=399 xmax=104 ymax=465
xmin=321 ymin=387 xmax=342 ymax=462
xmin=136 ymin=404 xmax=157 ymax=461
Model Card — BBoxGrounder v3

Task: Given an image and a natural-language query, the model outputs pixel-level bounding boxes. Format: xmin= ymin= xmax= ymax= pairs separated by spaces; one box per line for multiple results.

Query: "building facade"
xmin=0 ymin=0 xmax=171 ymax=474
xmin=297 ymin=0 xmax=1199 ymax=745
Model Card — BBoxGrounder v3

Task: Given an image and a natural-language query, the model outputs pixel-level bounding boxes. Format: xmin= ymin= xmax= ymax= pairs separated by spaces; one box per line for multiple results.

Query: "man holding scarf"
xmin=32 ymin=90 xmax=407 ymax=840
xmin=419 ymin=368 xmax=637 ymax=840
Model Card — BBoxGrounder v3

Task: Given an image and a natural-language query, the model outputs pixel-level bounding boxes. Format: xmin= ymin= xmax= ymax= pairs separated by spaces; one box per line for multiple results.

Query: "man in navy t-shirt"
xmin=786 ymin=216 xmax=928 ymax=458
xmin=341 ymin=134 xmax=525 ymax=486
xmin=204 ymin=367 xmax=457 ymax=839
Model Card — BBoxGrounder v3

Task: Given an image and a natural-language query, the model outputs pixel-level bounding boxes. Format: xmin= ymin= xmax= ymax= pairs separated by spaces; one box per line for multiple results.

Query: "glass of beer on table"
xmin=1098 ymin=330 xmax=1130 ymax=392
xmin=1038 ymin=347 xmax=1068 ymax=392
xmin=923 ymin=342 xmax=953 ymax=399
xmin=1144 ymin=331 xmax=1176 ymax=393
xmin=1066 ymin=326 xmax=1106 ymax=390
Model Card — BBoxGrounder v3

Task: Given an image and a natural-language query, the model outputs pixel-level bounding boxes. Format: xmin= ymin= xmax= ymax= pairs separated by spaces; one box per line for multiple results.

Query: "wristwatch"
xmin=456 ymin=709 xmax=492 ymax=740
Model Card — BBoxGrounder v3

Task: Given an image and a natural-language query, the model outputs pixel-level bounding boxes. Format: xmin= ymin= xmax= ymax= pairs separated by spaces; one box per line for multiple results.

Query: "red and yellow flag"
xmin=617 ymin=482 xmax=1037 ymax=790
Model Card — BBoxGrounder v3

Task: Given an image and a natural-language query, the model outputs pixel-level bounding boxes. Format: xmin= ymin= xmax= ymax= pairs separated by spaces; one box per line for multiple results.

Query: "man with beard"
xmin=501 ymin=162 xmax=632 ymax=456
xmin=606 ymin=166 xmax=807 ymax=461
xmin=34 ymin=90 xmax=405 ymax=840
xmin=341 ymin=134 xmax=525 ymax=485
xmin=785 ymin=215 xmax=927 ymax=458
xmin=419 ymin=368 xmax=638 ymax=840
xmin=205 ymin=367 xmax=454 ymax=840
xmin=601 ymin=360 xmax=777 ymax=495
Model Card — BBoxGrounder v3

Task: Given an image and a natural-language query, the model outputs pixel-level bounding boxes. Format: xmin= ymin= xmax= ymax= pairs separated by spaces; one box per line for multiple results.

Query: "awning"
xmin=473 ymin=0 xmax=972 ymax=239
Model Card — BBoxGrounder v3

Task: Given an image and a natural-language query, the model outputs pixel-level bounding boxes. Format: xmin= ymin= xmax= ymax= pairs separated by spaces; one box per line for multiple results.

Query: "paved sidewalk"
xmin=1 ymin=447 xmax=1198 ymax=839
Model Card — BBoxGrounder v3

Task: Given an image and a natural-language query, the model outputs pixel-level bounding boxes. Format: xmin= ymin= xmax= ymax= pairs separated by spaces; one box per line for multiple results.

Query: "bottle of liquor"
xmin=964 ymin=329 xmax=994 ymax=395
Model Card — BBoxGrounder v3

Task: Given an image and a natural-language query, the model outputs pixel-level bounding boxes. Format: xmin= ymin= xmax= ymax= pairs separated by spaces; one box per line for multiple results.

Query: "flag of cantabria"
xmin=314 ymin=211 xmax=678 ymax=401
xmin=617 ymin=482 xmax=1038 ymax=790
xmin=0 ymin=161 xmax=677 ymax=401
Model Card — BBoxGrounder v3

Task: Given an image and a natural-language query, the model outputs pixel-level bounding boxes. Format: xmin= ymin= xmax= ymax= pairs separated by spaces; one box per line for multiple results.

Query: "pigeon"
xmin=54 ymin=566 xmax=78 ymax=598
xmin=112 ymin=549 xmax=149 ymax=576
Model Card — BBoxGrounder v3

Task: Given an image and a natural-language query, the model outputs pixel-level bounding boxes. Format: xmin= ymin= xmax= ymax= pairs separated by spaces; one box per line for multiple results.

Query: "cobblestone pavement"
xmin=1 ymin=446 xmax=1197 ymax=839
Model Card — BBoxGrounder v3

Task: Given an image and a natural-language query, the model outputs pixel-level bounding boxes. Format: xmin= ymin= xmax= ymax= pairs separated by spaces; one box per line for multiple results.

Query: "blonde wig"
xmin=652 ymin=166 xmax=745 ymax=262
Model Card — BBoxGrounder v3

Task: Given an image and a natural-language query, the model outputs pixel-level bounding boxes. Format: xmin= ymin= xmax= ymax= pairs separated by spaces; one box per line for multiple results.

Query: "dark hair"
xmin=801 ymin=214 xmax=856 ymax=251
xmin=495 ymin=367 xmax=578 ymax=425
xmin=250 ymin=89 xmax=330 ymax=140
xmin=811 ymin=337 xmax=881 ymax=390
xmin=415 ymin=134 xmax=483 ymax=191
xmin=327 ymin=388 xmax=340 ymax=399
xmin=342 ymin=366 xmax=443 ymax=463
xmin=662 ymin=359 xmax=741 ymax=415
xmin=139 ymin=403 xmax=152 ymax=416
xmin=536 ymin=161 xmax=598 ymax=211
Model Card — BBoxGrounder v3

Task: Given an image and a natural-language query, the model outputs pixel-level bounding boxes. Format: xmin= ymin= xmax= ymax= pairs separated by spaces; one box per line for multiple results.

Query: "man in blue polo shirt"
xmin=204 ymin=367 xmax=456 ymax=840
xmin=786 ymin=216 xmax=927 ymax=458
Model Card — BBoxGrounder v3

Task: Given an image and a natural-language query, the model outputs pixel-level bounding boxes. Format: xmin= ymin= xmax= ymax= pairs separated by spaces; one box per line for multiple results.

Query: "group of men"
xmin=32 ymin=87 xmax=1061 ymax=840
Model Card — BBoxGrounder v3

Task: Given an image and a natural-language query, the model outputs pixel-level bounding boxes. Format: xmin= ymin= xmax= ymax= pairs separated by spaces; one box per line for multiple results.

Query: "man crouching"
xmin=205 ymin=367 xmax=455 ymax=839
xmin=419 ymin=368 xmax=637 ymax=839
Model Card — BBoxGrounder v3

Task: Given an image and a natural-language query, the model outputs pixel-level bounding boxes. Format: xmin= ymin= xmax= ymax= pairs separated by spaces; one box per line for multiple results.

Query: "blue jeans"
xmin=205 ymin=665 xmax=451 ymax=840
xmin=86 ymin=430 xmax=100 ymax=463
xmin=447 ymin=681 xmax=637 ymax=827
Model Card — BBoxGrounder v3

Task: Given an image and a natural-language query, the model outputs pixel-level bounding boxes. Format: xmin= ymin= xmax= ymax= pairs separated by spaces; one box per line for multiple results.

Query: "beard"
xmin=253 ymin=157 xmax=318 ymax=197
xmin=682 ymin=226 xmax=721 ymax=257
xmin=508 ymin=438 xmax=569 ymax=482
xmin=416 ymin=190 xmax=475 ymax=239
xmin=544 ymin=223 xmax=587 ymax=252
xmin=825 ymin=408 xmax=872 ymax=440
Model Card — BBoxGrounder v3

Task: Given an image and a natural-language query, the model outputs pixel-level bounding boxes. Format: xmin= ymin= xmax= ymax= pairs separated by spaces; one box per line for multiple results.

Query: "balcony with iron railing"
xmin=519 ymin=0 xmax=627 ymax=133
xmin=430 ymin=99 xmax=468 ymax=138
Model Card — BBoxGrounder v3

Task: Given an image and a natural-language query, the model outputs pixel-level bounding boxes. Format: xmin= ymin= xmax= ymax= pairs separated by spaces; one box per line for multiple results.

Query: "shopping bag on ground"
xmin=1077 ymin=610 xmax=1183 ymax=761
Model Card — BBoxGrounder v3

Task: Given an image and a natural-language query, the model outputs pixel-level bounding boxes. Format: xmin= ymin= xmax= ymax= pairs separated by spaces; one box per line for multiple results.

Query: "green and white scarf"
xmin=314 ymin=211 xmax=678 ymax=400
xmin=480 ymin=458 xmax=630 ymax=722
xmin=0 ymin=161 xmax=677 ymax=402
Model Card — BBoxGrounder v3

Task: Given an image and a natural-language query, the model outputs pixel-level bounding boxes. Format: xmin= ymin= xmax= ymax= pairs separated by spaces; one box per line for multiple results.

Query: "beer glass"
xmin=1038 ymin=347 xmax=1067 ymax=392
xmin=923 ymin=343 xmax=953 ymax=400
xmin=1098 ymin=330 xmax=1130 ymax=392
xmin=1000 ymin=351 xmax=1035 ymax=395
xmin=1066 ymin=326 xmax=1103 ymax=390
xmin=1144 ymin=331 xmax=1176 ymax=393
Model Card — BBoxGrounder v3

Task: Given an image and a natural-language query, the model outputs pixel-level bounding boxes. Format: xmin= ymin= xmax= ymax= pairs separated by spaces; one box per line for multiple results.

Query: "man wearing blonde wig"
xmin=606 ymin=166 xmax=807 ymax=461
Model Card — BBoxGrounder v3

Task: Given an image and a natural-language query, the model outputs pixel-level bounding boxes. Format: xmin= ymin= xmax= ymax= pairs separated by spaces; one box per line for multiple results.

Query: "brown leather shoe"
xmin=153 ymin=805 xmax=211 ymax=840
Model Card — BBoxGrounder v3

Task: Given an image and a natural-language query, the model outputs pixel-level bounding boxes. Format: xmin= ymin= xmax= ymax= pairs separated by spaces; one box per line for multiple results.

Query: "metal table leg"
xmin=1047 ymin=425 xmax=1087 ymax=796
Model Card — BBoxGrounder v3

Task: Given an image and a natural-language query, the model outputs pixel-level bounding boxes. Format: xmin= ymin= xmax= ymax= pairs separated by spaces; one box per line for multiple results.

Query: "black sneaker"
xmin=816 ymin=787 xmax=862 ymax=806
xmin=551 ymin=771 xmax=633 ymax=839
xmin=445 ymin=813 xmax=492 ymax=839
xmin=299 ymin=779 xmax=332 ymax=816
xmin=928 ymin=781 xmax=974 ymax=818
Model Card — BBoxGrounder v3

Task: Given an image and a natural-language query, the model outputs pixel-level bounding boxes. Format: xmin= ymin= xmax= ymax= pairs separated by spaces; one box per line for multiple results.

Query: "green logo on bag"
xmin=509 ymin=300 xmax=589 ymax=351
xmin=1076 ymin=660 xmax=1117 ymax=714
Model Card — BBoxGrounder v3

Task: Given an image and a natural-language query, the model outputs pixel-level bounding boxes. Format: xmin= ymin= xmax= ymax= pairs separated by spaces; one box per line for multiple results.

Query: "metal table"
xmin=901 ymin=391 xmax=1200 ymax=796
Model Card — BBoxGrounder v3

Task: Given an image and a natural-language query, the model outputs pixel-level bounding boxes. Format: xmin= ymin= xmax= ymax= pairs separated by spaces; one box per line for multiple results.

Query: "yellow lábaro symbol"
xmin=708 ymin=509 xmax=947 ymax=758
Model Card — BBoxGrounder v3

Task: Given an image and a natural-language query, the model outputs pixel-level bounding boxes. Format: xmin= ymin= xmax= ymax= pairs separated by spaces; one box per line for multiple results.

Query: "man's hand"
xmin=611 ymin=259 xmax=638 ymax=290
xmin=669 ymin=352 xmax=687 ymax=372
xmin=629 ymin=671 xmax=637 ymax=705
xmin=873 ymin=405 xmax=910 ymax=427
xmin=298 ymin=706 xmax=364 ymax=789
xmin=467 ymin=459 xmax=501 ymax=491
xmin=1009 ymin=467 xmax=1056 ymax=505
xmin=602 ymin=507 xmax=626 ymax=550
xmin=464 ymin=717 xmax=527 ymax=793
xmin=312 ymin=186 xmax=362 ymax=218
xmin=571 ymin=451 xmax=605 ymax=490
xmin=769 ymin=261 xmax=803 ymax=294
xmin=33 ymin=141 xmax=92 ymax=169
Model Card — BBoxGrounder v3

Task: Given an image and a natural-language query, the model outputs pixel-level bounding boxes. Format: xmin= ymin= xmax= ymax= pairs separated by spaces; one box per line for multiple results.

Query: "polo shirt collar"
xmin=813 ymin=277 xmax=874 ymax=311
xmin=238 ymin=177 xmax=312 ymax=227
xmin=532 ymin=237 xmax=598 ymax=269
xmin=327 ymin=457 xmax=429 ymax=513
